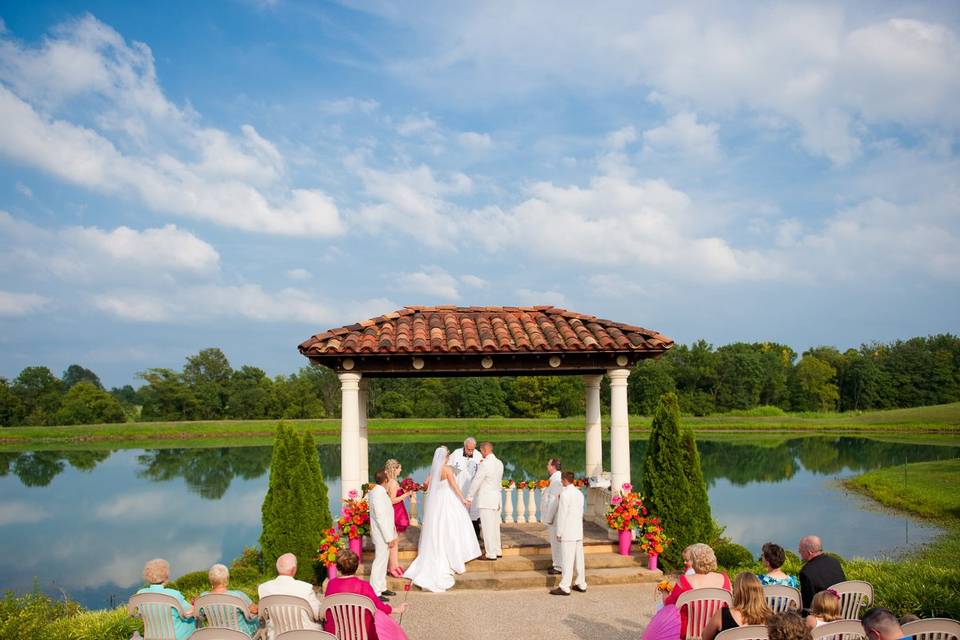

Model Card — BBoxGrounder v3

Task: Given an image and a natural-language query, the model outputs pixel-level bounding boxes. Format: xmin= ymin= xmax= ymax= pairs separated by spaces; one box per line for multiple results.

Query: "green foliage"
xmin=39 ymin=606 xmax=140 ymax=640
xmin=61 ymin=365 xmax=102 ymax=391
xmin=302 ymin=431 xmax=333 ymax=534
xmin=137 ymin=368 xmax=200 ymax=421
xmin=0 ymin=378 xmax=25 ymax=427
xmin=13 ymin=367 xmax=63 ymax=426
xmin=680 ymin=427 xmax=713 ymax=543
xmin=790 ymin=354 xmax=840 ymax=411
xmin=713 ymin=541 xmax=754 ymax=569
xmin=183 ymin=348 xmax=233 ymax=419
xmin=0 ymin=589 xmax=137 ymax=640
xmin=55 ymin=382 xmax=125 ymax=425
xmin=642 ymin=392 xmax=694 ymax=566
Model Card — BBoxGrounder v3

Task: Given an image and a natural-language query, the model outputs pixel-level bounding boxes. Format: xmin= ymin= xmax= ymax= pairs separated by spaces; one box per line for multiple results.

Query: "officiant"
xmin=450 ymin=437 xmax=483 ymax=541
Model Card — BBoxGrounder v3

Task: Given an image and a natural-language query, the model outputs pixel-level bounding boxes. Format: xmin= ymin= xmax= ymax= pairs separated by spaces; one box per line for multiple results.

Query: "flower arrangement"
xmin=400 ymin=477 xmax=420 ymax=493
xmin=573 ymin=478 xmax=590 ymax=488
xmin=337 ymin=491 xmax=370 ymax=540
xmin=606 ymin=484 xmax=647 ymax=532
xmin=537 ymin=479 xmax=550 ymax=489
xmin=517 ymin=480 xmax=528 ymax=489
xmin=501 ymin=479 xmax=515 ymax=489
xmin=637 ymin=516 xmax=669 ymax=556
xmin=315 ymin=527 xmax=345 ymax=566
xmin=656 ymin=579 xmax=676 ymax=601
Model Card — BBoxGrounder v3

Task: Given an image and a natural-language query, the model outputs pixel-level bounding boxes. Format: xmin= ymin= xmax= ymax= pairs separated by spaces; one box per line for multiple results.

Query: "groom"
xmin=466 ymin=441 xmax=503 ymax=561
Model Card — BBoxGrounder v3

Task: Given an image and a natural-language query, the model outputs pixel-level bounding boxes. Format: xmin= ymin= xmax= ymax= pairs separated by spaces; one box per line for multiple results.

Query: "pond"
xmin=1 ymin=435 xmax=957 ymax=609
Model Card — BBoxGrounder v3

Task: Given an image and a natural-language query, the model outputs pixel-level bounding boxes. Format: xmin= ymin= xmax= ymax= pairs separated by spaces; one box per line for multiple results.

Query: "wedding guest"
xmin=862 ymin=608 xmax=907 ymax=640
xmin=384 ymin=458 xmax=412 ymax=577
xmin=798 ymin=535 xmax=846 ymax=611
xmin=549 ymin=470 xmax=586 ymax=596
xmin=540 ymin=457 xmax=563 ymax=576
xmin=200 ymin=563 xmax=258 ymax=637
xmin=703 ymin=572 xmax=773 ymax=640
xmin=136 ymin=558 xmax=196 ymax=640
xmin=258 ymin=553 xmax=322 ymax=638
xmin=682 ymin=545 xmax=696 ymax=576
xmin=805 ymin=589 xmax=841 ymax=629
xmin=758 ymin=542 xmax=800 ymax=588
xmin=369 ymin=469 xmax=398 ymax=600
xmin=324 ymin=550 xmax=407 ymax=637
xmin=664 ymin=544 xmax=731 ymax=638
xmin=769 ymin=612 xmax=813 ymax=640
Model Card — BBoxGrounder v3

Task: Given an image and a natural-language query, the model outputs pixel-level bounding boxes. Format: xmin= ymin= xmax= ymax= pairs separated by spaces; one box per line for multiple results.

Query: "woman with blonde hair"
xmin=663 ymin=543 xmax=731 ymax=637
xmin=384 ymin=458 xmax=413 ymax=577
xmin=703 ymin=572 xmax=773 ymax=640
xmin=805 ymin=589 xmax=842 ymax=628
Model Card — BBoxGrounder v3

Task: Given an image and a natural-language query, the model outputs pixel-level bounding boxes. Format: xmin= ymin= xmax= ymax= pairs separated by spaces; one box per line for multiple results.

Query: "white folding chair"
xmin=901 ymin=618 xmax=960 ymax=640
xmin=192 ymin=629 xmax=253 ymax=640
xmin=320 ymin=593 xmax=378 ymax=640
xmin=195 ymin=593 xmax=259 ymax=631
xmin=763 ymin=585 xmax=801 ymax=613
xmin=828 ymin=581 xmax=874 ymax=620
xmin=716 ymin=625 xmax=769 ymax=640
xmin=128 ymin=592 xmax=193 ymax=640
xmin=811 ymin=619 xmax=867 ymax=640
xmin=259 ymin=594 xmax=321 ymax=636
xmin=676 ymin=588 xmax=733 ymax=640
xmin=277 ymin=631 xmax=339 ymax=640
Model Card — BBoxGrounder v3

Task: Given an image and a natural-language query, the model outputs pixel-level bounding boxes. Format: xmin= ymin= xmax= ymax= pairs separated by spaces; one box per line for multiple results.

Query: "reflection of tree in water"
xmin=696 ymin=441 xmax=798 ymax=486
xmin=1 ymin=450 xmax=112 ymax=487
xmin=790 ymin=437 xmax=960 ymax=475
xmin=137 ymin=447 xmax=272 ymax=499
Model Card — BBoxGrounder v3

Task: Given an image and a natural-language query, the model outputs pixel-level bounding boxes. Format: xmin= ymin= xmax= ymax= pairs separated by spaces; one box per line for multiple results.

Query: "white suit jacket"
xmin=555 ymin=484 xmax=584 ymax=542
xmin=450 ymin=447 xmax=483 ymax=518
xmin=258 ymin=574 xmax=322 ymax=620
xmin=466 ymin=453 xmax=504 ymax=510
xmin=541 ymin=470 xmax=563 ymax=526
xmin=368 ymin=484 xmax=397 ymax=545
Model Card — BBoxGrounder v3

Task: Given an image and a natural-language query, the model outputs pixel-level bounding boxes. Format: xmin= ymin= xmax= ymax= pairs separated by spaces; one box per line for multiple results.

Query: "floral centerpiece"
xmin=315 ymin=527 xmax=346 ymax=579
xmin=606 ymin=483 xmax=646 ymax=556
xmin=637 ymin=516 xmax=669 ymax=570
xmin=573 ymin=477 xmax=590 ymax=488
xmin=537 ymin=479 xmax=550 ymax=489
xmin=501 ymin=479 xmax=515 ymax=489
xmin=517 ymin=480 xmax=528 ymax=490
xmin=337 ymin=489 xmax=370 ymax=557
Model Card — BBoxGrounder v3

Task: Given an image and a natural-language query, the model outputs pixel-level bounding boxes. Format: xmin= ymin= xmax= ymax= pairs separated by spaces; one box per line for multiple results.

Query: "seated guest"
xmin=862 ymin=608 xmax=908 ymax=640
xmin=758 ymin=542 xmax=800 ymax=589
xmin=258 ymin=553 xmax=322 ymax=638
xmin=200 ymin=563 xmax=259 ymax=637
xmin=805 ymin=589 xmax=841 ymax=629
xmin=136 ymin=558 xmax=196 ymax=640
xmin=798 ymin=535 xmax=845 ymax=612
xmin=664 ymin=543 xmax=731 ymax=638
xmin=703 ymin=572 xmax=773 ymax=640
xmin=769 ymin=612 xmax=813 ymax=640
xmin=324 ymin=550 xmax=408 ymax=638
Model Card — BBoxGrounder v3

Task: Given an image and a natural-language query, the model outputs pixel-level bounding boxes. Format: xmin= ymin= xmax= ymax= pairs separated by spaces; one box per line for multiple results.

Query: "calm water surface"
xmin=0 ymin=436 xmax=956 ymax=608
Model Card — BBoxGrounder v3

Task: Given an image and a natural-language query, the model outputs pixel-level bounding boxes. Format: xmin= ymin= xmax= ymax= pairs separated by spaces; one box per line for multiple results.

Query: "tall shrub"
xmin=302 ymin=431 xmax=332 ymax=535
xmin=260 ymin=424 xmax=313 ymax=580
xmin=681 ymin=426 xmax=714 ymax=543
xmin=641 ymin=392 xmax=694 ymax=566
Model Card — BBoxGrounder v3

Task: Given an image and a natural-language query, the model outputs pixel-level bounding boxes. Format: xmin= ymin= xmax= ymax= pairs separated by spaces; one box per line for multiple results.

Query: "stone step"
xmin=392 ymin=541 xmax=621 ymax=561
xmin=373 ymin=565 xmax=662 ymax=592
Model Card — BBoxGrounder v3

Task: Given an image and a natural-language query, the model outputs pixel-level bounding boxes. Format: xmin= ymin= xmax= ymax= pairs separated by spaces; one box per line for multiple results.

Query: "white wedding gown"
xmin=403 ymin=466 xmax=481 ymax=592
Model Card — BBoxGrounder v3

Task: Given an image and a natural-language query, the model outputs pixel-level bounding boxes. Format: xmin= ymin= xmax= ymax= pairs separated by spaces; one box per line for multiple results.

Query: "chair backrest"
xmin=811 ymin=619 xmax=867 ymax=640
xmin=676 ymin=588 xmax=733 ymax=640
xmin=191 ymin=629 xmax=254 ymax=640
xmin=259 ymin=594 xmax=319 ymax=635
xmin=763 ymin=585 xmax=801 ymax=614
xmin=828 ymin=581 xmax=874 ymax=620
xmin=902 ymin=618 xmax=960 ymax=640
xmin=277 ymin=631 xmax=340 ymax=640
xmin=195 ymin=593 xmax=257 ymax=630
xmin=321 ymin=593 xmax=377 ymax=640
xmin=128 ymin=592 xmax=190 ymax=640
xmin=716 ymin=625 xmax=770 ymax=640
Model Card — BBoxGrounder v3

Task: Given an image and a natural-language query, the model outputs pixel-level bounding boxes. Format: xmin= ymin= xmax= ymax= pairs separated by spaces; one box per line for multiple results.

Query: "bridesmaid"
xmin=384 ymin=459 xmax=413 ymax=577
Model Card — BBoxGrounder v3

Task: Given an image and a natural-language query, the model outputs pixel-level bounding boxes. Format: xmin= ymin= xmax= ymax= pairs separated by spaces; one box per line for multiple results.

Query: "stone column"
xmin=359 ymin=378 xmax=369 ymax=485
xmin=608 ymin=368 xmax=631 ymax=493
xmin=583 ymin=375 xmax=603 ymax=478
xmin=339 ymin=372 xmax=362 ymax=500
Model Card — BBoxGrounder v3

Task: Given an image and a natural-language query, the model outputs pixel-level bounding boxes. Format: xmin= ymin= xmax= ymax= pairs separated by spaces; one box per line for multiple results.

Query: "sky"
xmin=0 ymin=0 xmax=958 ymax=388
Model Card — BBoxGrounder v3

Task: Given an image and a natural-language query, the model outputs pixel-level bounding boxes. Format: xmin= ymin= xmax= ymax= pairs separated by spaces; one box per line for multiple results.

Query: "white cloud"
xmin=396 ymin=113 xmax=437 ymax=136
xmin=14 ymin=181 xmax=32 ymax=198
xmin=0 ymin=290 xmax=49 ymax=316
xmin=607 ymin=125 xmax=637 ymax=150
xmin=286 ymin=268 xmax=312 ymax=280
xmin=0 ymin=16 xmax=344 ymax=236
xmin=515 ymin=288 xmax=566 ymax=307
xmin=460 ymin=274 xmax=488 ymax=288
xmin=0 ymin=501 xmax=49 ymax=526
xmin=458 ymin=131 xmax=492 ymax=149
xmin=642 ymin=112 xmax=720 ymax=161
xmin=395 ymin=266 xmax=461 ymax=300
xmin=319 ymin=97 xmax=380 ymax=115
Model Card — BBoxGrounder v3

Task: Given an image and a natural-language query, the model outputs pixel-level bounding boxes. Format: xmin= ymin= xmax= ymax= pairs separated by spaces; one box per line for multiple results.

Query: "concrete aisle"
xmin=394 ymin=582 xmax=659 ymax=640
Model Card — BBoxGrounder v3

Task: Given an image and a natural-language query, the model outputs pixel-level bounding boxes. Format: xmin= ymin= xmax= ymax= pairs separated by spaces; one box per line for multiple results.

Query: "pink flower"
xmin=348 ymin=489 xmax=359 ymax=499
xmin=622 ymin=482 xmax=632 ymax=492
xmin=611 ymin=496 xmax=623 ymax=505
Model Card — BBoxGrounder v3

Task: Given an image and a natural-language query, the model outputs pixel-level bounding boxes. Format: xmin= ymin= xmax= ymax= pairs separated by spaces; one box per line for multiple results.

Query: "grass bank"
xmin=1 ymin=403 xmax=958 ymax=449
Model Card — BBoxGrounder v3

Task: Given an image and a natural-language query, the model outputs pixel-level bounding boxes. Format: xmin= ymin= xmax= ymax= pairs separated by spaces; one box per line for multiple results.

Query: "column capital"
xmin=338 ymin=371 xmax=363 ymax=388
xmin=582 ymin=374 xmax=603 ymax=388
xmin=607 ymin=368 xmax=631 ymax=384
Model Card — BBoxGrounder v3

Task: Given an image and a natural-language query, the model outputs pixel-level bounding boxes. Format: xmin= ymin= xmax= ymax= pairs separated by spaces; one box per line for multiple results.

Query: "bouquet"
xmin=637 ymin=516 xmax=669 ymax=556
xmin=538 ymin=479 xmax=550 ymax=489
xmin=400 ymin=477 xmax=419 ymax=493
xmin=606 ymin=484 xmax=647 ymax=532
xmin=573 ymin=477 xmax=590 ymax=488
xmin=517 ymin=480 xmax=528 ymax=490
xmin=337 ymin=490 xmax=370 ymax=540
xmin=315 ymin=527 xmax=345 ymax=566
xmin=501 ymin=479 xmax=515 ymax=489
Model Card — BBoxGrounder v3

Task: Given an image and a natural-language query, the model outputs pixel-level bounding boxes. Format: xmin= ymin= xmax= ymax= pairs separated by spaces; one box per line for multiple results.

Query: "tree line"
xmin=1 ymin=333 xmax=958 ymax=426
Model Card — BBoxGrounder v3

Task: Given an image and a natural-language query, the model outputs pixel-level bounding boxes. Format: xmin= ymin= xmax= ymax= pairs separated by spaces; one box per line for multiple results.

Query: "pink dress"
xmin=324 ymin=576 xmax=391 ymax=638
xmin=664 ymin=573 xmax=731 ymax=638
xmin=393 ymin=487 xmax=410 ymax=533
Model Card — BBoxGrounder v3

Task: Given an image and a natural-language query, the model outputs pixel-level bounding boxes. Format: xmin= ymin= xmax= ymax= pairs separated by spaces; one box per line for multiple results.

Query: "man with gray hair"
xmin=450 ymin=436 xmax=483 ymax=540
xmin=798 ymin=535 xmax=846 ymax=612
xmin=258 ymin=553 xmax=322 ymax=638
xmin=862 ymin=608 xmax=909 ymax=640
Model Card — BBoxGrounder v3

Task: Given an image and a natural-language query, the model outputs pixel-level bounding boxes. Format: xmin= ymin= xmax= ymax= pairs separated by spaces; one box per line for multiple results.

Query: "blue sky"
xmin=1 ymin=1 xmax=958 ymax=387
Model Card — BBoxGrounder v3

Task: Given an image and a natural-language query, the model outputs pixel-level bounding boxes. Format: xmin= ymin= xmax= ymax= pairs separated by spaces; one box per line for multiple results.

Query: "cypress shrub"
xmin=260 ymin=424 xmax=314 ymax=580
xmin=680 ymin=426 xmax=714 ymax=543
xmin=641 ymin=392 xmax=694 ymax=566
xmin=302 ymin=431 xmax=332 ymax=548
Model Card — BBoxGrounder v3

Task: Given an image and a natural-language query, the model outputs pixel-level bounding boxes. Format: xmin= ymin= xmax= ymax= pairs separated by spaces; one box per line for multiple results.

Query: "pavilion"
xmin=298 ymin=305 xmax=674 ymax=500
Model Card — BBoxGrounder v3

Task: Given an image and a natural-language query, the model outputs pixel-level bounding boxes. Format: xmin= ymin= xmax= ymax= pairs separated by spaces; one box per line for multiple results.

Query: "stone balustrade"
xmin=402 ymin=484 xmax=593 ymax=525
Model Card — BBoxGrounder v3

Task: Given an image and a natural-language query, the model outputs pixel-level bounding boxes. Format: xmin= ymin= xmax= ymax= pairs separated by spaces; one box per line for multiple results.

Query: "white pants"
xmin=558 ymin=539 xmax=586 ymax=592
xmin=548 ymin=523 xmax=561 ymax=569
xmin=370 ymin=537 xmax=390 ymax=595
xmin=479 ymin=508 xmax=501 ymax=559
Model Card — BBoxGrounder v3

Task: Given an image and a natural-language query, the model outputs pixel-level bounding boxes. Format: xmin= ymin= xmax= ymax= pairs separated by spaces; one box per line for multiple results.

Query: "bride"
xmin=403 ymin=446 xmax=481 ymax=592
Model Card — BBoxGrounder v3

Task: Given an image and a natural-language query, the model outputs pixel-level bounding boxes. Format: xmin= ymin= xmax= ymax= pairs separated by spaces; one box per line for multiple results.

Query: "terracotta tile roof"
xmin=298 ymin=306 xmax=673 ymax=356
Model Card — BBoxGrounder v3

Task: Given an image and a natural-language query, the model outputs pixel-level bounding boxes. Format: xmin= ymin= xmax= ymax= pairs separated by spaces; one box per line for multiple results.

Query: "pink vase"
xmin=327 ymin=564 xmax=337 ymax=580
xmin=647 ymin=553 xmax=658 ymax=571
xmin=349 ymin=536 xmax=362 ymax=560
xmin=617 ymin=530 xmax=632 ymax=556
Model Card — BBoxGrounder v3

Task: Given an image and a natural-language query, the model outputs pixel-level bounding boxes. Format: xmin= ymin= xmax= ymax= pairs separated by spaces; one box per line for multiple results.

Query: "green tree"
xmin=55 ymin=381 xmax=125 ymax=425
xmin=302 ymin=431 xmax=332 ymax=535
xmin=138 ymin=368 xmax=200 ymax=421
xmin=790 ymin=355 xmax=839 ymax=412
xmin=0 ymin=378 xmax=25 ymax=427
xmin=226 ymin=366 xmax=276 ymax=418
xmin=13 ymin=366 xmax=64 ymax=425
xmin=459 ymin=378 xmax=509 ymax=417
xmin=183 ymin=348 xmax=233 ymax=419
xmin=377 ymin=391 xmax=413 ymax=418
xmin=680 ymin=427 xmax=714 ymax=543
xmin=714 ymin=343 xmax=764 ymax=410
xmin=641 ymin=392 xmax=695 ymax=566
xmin=61 ymin=364 xmax=102 ymax=390
xmin=757 ymin=343 xmax=795 ymax=409
xmin=629 ymin=360 xmax=676 ymax=415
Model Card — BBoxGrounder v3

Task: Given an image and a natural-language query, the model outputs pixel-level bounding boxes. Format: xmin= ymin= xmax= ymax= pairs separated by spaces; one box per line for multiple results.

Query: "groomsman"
xmin=368 ymin=470 xmax=397 ymax=600
xmin=540 ymin=458 xmax=564 ymax=575
xmin=550 ymin=471 xmax=587 ymax=595
xmin=450 ymin=437 xmax=483 ymax=540
xmin=466 ymin=441 xmax=504 ymax=560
